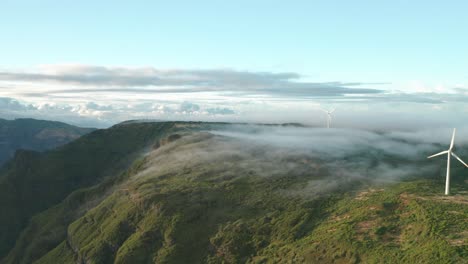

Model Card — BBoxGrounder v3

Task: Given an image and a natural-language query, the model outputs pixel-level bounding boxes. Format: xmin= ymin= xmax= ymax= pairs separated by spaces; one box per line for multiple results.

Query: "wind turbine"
xmin=427 ymin=128 xmax=468 ymax=195
xmin=321 ymin=108 xmax=335 ymax=128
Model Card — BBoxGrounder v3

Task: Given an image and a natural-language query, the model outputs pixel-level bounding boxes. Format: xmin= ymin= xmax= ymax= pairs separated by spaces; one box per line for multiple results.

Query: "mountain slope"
xmin=0 ymin=121 xmax=181 ymax=259
xmin=0 ymin=118 xmax=95 ymax=166
xmin=0 ymin=122 xmax=467 ymax=263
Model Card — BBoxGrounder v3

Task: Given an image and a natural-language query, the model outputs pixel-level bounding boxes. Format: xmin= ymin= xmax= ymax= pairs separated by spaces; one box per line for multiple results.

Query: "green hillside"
xmin=0 ymin=122 xmax=466 ymax=263
xmin=0 ymin=118 xmax=95 ymax=166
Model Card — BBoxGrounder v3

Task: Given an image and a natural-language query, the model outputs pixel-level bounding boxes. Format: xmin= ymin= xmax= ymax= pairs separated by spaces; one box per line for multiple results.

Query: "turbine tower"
xmin=321 ymin=108 xmax=335 ymax=128
xmin=427 ymin=128 xmax=468 ymax=195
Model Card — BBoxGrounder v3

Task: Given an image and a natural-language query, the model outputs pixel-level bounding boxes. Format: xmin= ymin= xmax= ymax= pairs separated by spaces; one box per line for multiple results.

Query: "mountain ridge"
xmin=0 ymin=118 xmax=95 ymax=167
xmin=0 ymin=121 xmax=466 ymax=263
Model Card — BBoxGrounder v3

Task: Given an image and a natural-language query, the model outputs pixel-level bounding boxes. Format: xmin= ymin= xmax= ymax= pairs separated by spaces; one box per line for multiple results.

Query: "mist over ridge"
xmin=118 ymin=123 xmax=468 ymax=200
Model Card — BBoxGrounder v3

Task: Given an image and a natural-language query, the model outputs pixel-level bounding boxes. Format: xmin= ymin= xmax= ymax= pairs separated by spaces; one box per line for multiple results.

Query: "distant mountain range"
xmin=0 ymin=118 xmax=95 ymax=166
xmin=0 ymin=121 xmax=466 ymax=263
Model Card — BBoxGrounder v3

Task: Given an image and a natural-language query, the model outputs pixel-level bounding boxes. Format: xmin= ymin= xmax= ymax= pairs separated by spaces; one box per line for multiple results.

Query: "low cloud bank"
xmin=210 ymin=125 xmax=467 ymax=195
xmin=0 ymin=97 xmax=236 ymax=128
xmin=135 ymin=125 xmax=468 ymax=197
xmin=211 ymin=125 xmax=468 ymax=156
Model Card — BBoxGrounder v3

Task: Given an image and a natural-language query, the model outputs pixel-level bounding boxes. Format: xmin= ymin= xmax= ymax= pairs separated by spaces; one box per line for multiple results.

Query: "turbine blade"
xmin=428 ymin=150 xmax=448 ymax=159
xmin=452 ymin=152 xmax=468 ymax=167
xmin=330 ymin=108 xmax=335 ymax=114
xmin=450 ymin=128 xmax=456 ymax=150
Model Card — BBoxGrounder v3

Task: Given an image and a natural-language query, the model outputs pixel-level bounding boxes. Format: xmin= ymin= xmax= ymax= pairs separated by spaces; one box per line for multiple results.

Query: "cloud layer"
xmin=210 ymin=125 xmax=468 ymax=195
xmin=1 ymin=64 xmax=467 ymax=128
xmin=139 ymin=126 xmax=468 ymax=198
xmin=0 ymin=65 xmax=385 ymax=98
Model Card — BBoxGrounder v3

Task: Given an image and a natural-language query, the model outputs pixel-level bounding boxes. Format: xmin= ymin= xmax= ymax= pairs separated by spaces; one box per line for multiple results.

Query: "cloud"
xmin=206 ymin=107 xmax=235 ymax=115
xmin=0 ymin=65 xmax=385 ymax=98
xmin=85 ymin=102 xmax=113 ymax=111
xmin=0 ymin=97 xmax=238 ymax=127
xmin=139 ymin=126 xmax=468 ymax=199
xmin=1 ymin=64 xmax=468 ymax=128
xmin=0 ymin=97 xmax=32 ymax=111
xmin=210 ymin=126 xmax=449 ymax=159
xmin=4 ymin=65 xmax=466 ymax=105
xmin=207 ymin=125 xmax=468 ymax=196
xmin=179 ymin=101 xmax=201 ymax=113
xmin=0 ymin=65 xmax=301 ymax=87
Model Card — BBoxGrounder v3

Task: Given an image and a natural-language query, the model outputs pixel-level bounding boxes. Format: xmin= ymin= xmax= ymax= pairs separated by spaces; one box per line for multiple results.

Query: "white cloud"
xmin=0 ymin=64 xmax=467 ymax=128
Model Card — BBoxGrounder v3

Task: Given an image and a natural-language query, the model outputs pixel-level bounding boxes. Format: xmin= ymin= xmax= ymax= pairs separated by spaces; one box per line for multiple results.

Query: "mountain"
xmin=0 ymin=118 xmax=95 ymax=166
xmin=0 ymin=122 xmax=466 ymax=263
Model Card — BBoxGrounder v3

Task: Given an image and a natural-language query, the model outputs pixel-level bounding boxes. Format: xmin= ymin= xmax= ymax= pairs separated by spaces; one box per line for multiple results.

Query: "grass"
xmin=0 ymin=122 xmax=177 ymax=260
xmin=35 ymin=169 xmax=468 ymax=263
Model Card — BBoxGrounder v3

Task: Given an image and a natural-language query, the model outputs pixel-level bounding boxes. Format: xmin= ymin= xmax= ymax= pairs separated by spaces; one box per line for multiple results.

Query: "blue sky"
xmin=1 ymin=1 xmax=468 ymax=128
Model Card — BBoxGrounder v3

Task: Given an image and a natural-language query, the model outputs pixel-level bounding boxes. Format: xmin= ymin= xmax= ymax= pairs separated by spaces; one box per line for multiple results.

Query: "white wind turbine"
xmin=427 ymin=128 xmax=468 ymax=195
xmin=321 ymin=108 xmax=335 ymax=128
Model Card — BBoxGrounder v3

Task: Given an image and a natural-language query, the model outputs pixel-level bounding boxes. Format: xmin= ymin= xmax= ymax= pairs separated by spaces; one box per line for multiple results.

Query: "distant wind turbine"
xmin=321 ymin=108 xmax=335 ymax=128
xmin=427 ymin=128 xmax=468 ymax=195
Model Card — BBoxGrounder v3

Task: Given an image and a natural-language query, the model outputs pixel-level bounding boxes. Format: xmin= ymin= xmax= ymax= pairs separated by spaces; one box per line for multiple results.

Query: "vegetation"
xmin=0 ymin=118 xmax=95 ymax=166
xmin=0 ymin=121 xmax=466 ymax=263
xmin=0 ymin=122 xmax=175 ymax=259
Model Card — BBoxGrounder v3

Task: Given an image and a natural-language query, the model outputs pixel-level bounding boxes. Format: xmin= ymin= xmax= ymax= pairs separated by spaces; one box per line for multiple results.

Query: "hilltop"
xmin=0 ymin=118 xmax=95 ymax=166
xmin=0 ymin=121 xmax=466 ymax=263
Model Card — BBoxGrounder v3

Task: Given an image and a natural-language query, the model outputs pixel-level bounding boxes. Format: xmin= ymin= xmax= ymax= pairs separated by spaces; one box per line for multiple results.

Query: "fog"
xmin=130 ymin=124 xmax=468 ymax=197
xmin=211 ymin=125 xmax=468 ymax=158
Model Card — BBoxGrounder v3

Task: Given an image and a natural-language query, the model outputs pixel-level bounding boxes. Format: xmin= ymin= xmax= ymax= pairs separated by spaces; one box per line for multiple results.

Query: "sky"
xmin=1 ymin=1 xmax=468 ymax=128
